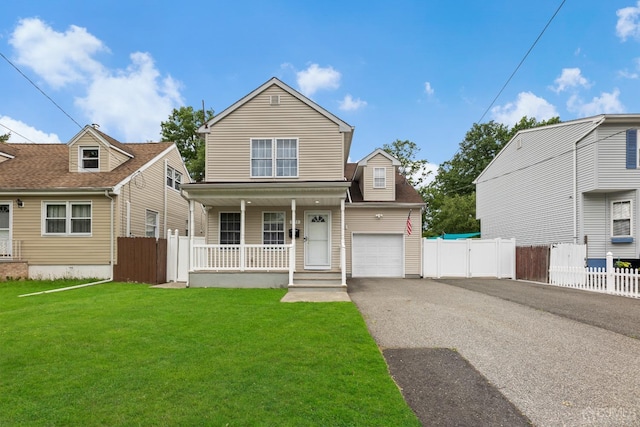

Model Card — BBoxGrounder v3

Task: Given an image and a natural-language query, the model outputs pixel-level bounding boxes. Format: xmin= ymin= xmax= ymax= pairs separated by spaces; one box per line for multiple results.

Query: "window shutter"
xmin=626 ymin=129 xmax=637 ymax=169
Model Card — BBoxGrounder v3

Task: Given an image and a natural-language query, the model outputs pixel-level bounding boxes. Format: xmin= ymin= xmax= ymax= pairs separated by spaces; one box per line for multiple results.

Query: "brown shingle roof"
xmin=0 ymin=142 xmax=173 ymax=190
xmin=345 ymin=162 xmax=424 ymax=204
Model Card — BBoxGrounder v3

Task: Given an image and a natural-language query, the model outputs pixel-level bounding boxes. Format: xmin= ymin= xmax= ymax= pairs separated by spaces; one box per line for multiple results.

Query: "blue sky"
xmin=2 ymin=0 xmax=640 ymax=173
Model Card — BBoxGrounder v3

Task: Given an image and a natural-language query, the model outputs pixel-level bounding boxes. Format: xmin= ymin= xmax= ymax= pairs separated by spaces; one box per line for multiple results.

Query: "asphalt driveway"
xmin=348 ymin=278 xmax=640 ymax=427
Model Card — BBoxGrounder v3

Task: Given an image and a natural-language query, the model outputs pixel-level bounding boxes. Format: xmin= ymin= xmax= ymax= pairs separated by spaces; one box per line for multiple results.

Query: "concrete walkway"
xmin=349 ymin=278 xmax=640 ymax=427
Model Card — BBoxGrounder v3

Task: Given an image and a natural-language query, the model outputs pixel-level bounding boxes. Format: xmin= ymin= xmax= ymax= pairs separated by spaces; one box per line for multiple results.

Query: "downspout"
xmin=104 ymin=190 xmax=114 ymax=281
xmin=164 ymin=159 xmax=168 ymax=237
xmin=573 ymin=139 xmax=577 ymax=244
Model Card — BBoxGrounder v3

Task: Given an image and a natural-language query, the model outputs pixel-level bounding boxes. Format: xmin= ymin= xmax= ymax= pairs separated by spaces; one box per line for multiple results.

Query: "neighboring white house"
xmin=475 ymin=114 xmax=640 ymax=268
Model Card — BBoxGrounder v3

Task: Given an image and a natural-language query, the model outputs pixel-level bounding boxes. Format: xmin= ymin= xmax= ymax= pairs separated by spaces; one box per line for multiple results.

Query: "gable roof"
xmin=0 ymin=141 xmax=174 ymax=193
xmin=345 ymin=162 xmax=424 ymax=205
xmin=356 ymin=148 xmax=401 ymax=167
xmin=200 ymin=77 xmax=354 ymax=134
xmin=68 ymin=125 xmax=134 ymax=159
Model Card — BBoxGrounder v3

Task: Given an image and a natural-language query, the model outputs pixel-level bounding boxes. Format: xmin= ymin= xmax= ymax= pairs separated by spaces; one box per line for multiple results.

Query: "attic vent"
xmin=516 ymin=138 xmax=522 ymax=150
xmin=269 ymin=95 xmax=280 ymax=106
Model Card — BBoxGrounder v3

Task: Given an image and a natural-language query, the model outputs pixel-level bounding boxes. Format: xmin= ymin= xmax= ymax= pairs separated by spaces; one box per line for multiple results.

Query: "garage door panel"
xmin=352 ymin=234 xmax=403 ymax=277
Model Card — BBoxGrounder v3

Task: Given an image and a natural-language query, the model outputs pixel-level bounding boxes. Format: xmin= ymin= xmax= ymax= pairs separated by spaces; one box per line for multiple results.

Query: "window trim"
xmin=79 ymin=146 xmax=99 ymax=171
xmin=250 ymin=137 xmax=299 ymax=178
xmin=219 ymin=211 xmax=241 ymax=245
xmin=262 ymin=211 xmax=286 ymax=246
xmin=145 ymin=209 xmax=159 ymax=238
xmin=373 ymin=167 xmax=386 ymax=188
xmin=611 ymin=199 xmax=632 ymax=238
xmin=42 ymin=201 xmax=92 ymax=236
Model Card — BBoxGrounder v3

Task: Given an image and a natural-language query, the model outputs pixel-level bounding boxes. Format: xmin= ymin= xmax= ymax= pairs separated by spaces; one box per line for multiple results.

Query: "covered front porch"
xmin=181 ymin=181 xmax=351 ymax=290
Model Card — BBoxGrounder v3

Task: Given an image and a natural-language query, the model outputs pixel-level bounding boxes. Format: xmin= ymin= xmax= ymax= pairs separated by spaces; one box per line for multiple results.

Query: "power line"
xmin=0 ymin=122 xmax=37 ymax=143
xmin=0 ymin=50 xmax=83 ymax=130
xmin=477 ymin=0 xmax=567 ymax=124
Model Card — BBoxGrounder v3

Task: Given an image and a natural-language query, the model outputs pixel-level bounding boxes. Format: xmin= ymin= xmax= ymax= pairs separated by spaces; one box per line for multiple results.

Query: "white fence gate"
xmin=550 ymin=243 xmax=586 ymax=269
xmin=167 ymin=229 xmax=205 ymax=282
xmin=423 ymin=238 xmax=516 ymax=279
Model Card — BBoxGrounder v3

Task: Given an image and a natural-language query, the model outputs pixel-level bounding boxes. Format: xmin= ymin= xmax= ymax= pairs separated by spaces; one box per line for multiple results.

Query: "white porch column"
xmin=289 ymin=199 xmax=296 ymax=287
xmin=187 ymin=200 xmax=194 ymax=288
xmin=240 ymin=199 xmax=246 ymax=272
xmin=340 ymin=198 xmax=346 ymax=286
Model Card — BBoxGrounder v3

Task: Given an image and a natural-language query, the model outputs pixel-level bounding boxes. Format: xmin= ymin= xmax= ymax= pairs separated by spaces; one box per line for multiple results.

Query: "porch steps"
xmin=290 ymin=272 xmax=346 ymax=292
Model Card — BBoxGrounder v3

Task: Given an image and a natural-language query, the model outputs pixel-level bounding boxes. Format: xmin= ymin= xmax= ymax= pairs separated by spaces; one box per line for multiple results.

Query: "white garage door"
xmin=352 ymin=234 xmax=403 ymax=277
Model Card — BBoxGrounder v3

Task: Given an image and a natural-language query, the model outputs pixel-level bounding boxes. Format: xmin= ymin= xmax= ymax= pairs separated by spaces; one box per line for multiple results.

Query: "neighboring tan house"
xmin=475 ymin=114 xmax=640 ymax=268
xmin=0 ymin=125 xmax=204 ymax=280
xmin=180 ymin=77 xmax=424 ymax=291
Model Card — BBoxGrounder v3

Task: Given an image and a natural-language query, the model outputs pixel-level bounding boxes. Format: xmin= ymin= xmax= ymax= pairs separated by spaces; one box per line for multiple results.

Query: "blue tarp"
xmin=427 ymin=232 xmax=481 ymax=240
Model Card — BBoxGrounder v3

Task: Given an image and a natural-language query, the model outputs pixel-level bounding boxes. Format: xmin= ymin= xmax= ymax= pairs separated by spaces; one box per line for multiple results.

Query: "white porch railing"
xmin=0 ymin=240 xmax=21 ymax=260
xmin=192 ymin=244 xmax=292 ymax=271
xmin=549 ymin=252 xmax=639 ymax=298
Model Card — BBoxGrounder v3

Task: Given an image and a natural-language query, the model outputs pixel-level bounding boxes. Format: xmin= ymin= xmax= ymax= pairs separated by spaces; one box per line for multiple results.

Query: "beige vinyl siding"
xmin=69 ymin=133 xmax=108 ymax=172
xmin=116 ymin=148 xmax=200 ymax=238
xmin=362 ymin=154 xmax=395 ymax=201
xmin=345 ymin=207 xmax=421 ymax=277
xmin=206 ymin=86 xmax=344 ymax=182
xmin=108 ymin=146 xmax=130 ymax=170
xmin=0 ymin=156 xmax=10 ymax=164
xmin=11 ymin=195 xmax=111 ymax=265
xmin=206 ymin=205 xmax=343 ymax=272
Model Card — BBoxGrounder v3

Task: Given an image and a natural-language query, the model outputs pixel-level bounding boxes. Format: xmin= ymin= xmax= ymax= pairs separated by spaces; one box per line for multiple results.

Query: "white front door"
xmin=304 ymin=212 xmax=330 ymax=269
xmin=0 ymin=203 xmax=11 ymax=257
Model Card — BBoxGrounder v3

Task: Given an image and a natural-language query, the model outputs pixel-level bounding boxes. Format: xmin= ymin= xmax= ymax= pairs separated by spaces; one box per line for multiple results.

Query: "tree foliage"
xmin=424 ymin=116 xmax=561 ymax=237
xmin=382 ymin=139 xmax=431 ymax=187
xmin=0 ymin=133 xmax=9 ymax=143
xmin=161 ymin=106 xmax=214 ymax=182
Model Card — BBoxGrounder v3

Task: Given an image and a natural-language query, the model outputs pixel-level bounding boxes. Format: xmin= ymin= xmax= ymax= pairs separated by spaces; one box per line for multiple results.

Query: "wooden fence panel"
xmin=516 ymin=245 xmax=549 ymax=283
xmin=114 ymin=237 xmax=167 ymax=284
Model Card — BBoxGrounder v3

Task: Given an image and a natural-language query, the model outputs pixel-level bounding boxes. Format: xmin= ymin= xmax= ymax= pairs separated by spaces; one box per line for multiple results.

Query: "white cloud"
xmin=0 ymin=116 xmax=62 ymax=143
xmin=296 ymin=64 xmax=341 ymax=97
xmin=491 ymin=92 xmax=559 ymax=126
xmin=339 ymin=94 xmax=367 ymax=111
xmin=551 ymin=68 xmax=591 ymax=93
xmin=9 ymin=18 xmax=107 ymax=89
xmin=616 ymin=1 xmax=640 ymax=41
xmin=75 ymin=52 xmax=183 ymax=142
xmin=424 ymin=82 xmax=434 ymax=96
xmin=415 ymin=162 xmax=438 ymax=186
xmin=618 ymin=58 xmax=640 ymax=79
xmin=567 ymin=89 xmax=625 ymax=116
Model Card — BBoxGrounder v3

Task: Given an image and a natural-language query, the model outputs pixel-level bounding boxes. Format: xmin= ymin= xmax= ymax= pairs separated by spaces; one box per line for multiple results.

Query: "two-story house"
xmin=0 ymin=125 xmax=203 ymax=280
xmin=180 ymin=78 xmax=424 ymax=291
xmin=475 ymin=114 xmax=640 ymax=268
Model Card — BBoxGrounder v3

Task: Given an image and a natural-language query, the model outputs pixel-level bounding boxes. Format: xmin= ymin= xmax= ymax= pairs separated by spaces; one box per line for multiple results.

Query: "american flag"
xmin=406 ymin=210 xmax=412 ymax=235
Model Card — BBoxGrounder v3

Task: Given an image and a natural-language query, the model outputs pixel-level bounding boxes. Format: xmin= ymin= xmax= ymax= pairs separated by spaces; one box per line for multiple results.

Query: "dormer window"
xmin=81 ymin=147 xmax=99 ymax=171
xmin=373 ymin=167 xmax=386 ymax=188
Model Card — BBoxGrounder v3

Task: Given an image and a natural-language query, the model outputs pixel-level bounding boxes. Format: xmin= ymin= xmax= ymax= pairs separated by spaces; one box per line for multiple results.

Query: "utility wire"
xmin=0 ymin=50 xmax=83 ymax=129
xmin=477 ymin=0 xmax=567 ymax=124
xmin=0 ymin=122 xmax=36 ymax=143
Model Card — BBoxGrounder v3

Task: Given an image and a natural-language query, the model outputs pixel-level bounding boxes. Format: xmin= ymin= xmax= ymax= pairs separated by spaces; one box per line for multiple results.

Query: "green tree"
xmin=0 ymin=133 xmax=9 ymax=143
xmin=161 ymin=106 xmax=214 ymax=182
xmin=424 ymin=116 xmax=561 ymax=236
xmin=382 ymin=139 xmax=431 ymax=187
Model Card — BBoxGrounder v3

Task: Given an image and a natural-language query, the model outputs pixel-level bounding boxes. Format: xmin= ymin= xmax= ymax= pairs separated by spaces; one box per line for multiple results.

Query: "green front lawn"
xmin=0 ymin=280 xmax=419 ymax=426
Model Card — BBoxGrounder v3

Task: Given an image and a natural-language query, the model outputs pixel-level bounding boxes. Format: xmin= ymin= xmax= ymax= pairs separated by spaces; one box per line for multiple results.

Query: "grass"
xmin=0 ymin=280 xmax=420 ymax=426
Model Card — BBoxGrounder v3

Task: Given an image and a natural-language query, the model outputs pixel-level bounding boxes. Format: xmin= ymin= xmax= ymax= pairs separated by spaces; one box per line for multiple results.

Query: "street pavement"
xmin=348 ymin=278 xmax=640 ymax=427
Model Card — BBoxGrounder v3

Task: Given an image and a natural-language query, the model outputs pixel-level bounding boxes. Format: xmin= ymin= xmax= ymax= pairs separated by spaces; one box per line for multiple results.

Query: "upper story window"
xmin=373 ymin=167 xmax=386 ymax=188
xmin=166 ymin=166 xmax=182 ymax=190
xmin=44 ymin=202 xmax=92 ymax=235
xmin=220 ymin=212 xmax=241 ymax=244
xmin=263 ymin=212 xmax=285 ymax=245
xmin=251 ymin=138 xmax=298 ymax=178
xmin=612 ymin=200 xmax=632 ymax=237
xmin=81 ymin=147 xmax=99 ymax=171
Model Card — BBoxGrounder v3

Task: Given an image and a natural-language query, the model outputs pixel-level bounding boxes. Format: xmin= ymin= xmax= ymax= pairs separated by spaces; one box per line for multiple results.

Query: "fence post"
xmin=606 ymin=252 xmax=614 ymax=293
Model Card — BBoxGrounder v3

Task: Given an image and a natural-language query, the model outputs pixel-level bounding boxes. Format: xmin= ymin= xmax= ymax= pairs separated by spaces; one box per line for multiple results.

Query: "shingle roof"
xmin=345 ymin=162 xmax=424 ymax=204
xmin=0 ymin=142 xmax=173 ymax=190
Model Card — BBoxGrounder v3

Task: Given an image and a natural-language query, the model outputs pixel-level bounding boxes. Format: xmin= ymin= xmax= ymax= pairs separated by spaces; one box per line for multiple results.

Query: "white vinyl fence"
xmin=423 ymin=238 xmax=516 ymax=279
xmin=549 ymin=251 xmax=640 ymax=298
xmin=549 ymin=243 xmax=586 ymax=269
xmin=167 ymin=229 xmax=205 ymax=282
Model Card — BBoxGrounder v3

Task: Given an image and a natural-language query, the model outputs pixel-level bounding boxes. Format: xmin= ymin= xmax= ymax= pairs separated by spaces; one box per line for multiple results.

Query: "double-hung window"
xmin=81 ymin=147 xmax=99 ymax=171
xmin=251 ymin=138 xmax=298 ymax=177
xmin=220 ymin=212 xmax=241 ymax=244
xmin=263 ymin=212 xmax=285 ymax=245
xmin=612 ymin=200 xmax=632 ymax=237
xmin=373 ymin=167 xmax=386 ymax=188
xmin=146 ymin=210 xmax=159 ymax=238
xmin=166 ymin=166 xmax=182 ymax=190
xmin=44 ymin=202 xmax=92 ymax=235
